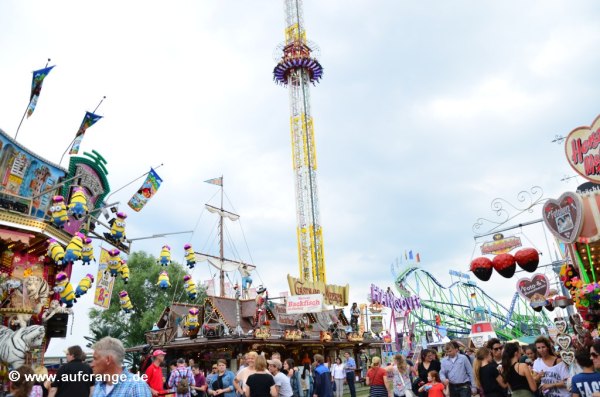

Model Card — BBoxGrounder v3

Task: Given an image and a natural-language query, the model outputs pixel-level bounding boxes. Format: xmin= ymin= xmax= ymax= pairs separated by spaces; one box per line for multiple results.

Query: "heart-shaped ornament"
xmin=542 ymin=192 xmax=584 ymax=243
xmin=565 ymin=115 xmax=600 ymax=184
xmin=556 ymin=333 xmax=572 ymax=350
xmin=554 ymin=318 xmax=568 ymax=334
xmin=560 ymin=349 xmax=575 ymax=366
xmin=517 ymin=274 xmax=550 ymax=301
xmin=570 ymin=314 xmax=583 ymax=325
xmin=575 ymin=324 xmax=587 ymax=336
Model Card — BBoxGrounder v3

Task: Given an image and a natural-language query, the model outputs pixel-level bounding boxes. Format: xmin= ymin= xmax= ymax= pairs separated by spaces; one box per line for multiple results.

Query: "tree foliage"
xmin=89 ymin=251 xmax=207 ymax=347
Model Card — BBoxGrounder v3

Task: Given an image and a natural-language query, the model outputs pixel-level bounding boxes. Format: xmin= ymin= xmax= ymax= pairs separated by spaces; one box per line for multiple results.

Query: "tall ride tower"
xmin=274 ymin=0 xmax=326 ymax=283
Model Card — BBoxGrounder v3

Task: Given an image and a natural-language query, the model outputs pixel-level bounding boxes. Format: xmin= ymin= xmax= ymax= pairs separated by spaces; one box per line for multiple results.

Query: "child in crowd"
xmin=418 ymin=371 xmax=445 ymax=397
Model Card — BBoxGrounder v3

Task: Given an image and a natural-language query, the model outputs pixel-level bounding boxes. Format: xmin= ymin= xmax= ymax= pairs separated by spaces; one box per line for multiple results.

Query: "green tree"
xmin=89 ymin=251 xmax=207 ymax=347
xmin=84 ymin=322 xmax=127 ymax=348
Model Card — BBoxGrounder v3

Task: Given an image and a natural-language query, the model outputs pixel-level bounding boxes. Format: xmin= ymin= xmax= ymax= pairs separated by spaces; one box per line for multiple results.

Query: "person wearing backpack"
xmin=169 ymin=358 xmax=196 ymax=397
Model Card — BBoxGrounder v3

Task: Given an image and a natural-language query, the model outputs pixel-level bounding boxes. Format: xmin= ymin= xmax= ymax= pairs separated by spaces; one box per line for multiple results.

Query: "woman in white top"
xmin=532 ymin=337 xmax=570 ymax=397
xmin=331 ymin=357 xmax=346 ymax=397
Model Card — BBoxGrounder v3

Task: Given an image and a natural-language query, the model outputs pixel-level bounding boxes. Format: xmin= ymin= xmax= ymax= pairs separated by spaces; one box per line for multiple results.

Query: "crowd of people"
xmin=375 ymin=337 xmax=600 ymax=397
xmin=10 ymin=335 xmax=600 ymax=397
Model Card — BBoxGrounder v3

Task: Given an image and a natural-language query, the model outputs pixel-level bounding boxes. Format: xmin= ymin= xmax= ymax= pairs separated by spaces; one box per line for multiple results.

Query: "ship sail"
xmin=195 ymin=253 xmax=255 ymax=273
xmin=205 ymin=204 xmax=239 ymax=221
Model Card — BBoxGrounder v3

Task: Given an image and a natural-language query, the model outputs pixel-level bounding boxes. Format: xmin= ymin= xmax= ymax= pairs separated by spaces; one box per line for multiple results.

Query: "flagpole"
xmin=58 ymin=96 xmax=106 ymax=166
xmin=219 ymin=175 xmax=225 ymax=297
xmin=93 ymin=163 xmax=164 ymax=213
xmin=14 ymin=58 xmax=52 ymax=141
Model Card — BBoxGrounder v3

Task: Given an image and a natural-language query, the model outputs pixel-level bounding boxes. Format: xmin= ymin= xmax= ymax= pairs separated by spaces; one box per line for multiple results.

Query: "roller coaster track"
xmin=392 ymin=266 xmax=550 ymax=339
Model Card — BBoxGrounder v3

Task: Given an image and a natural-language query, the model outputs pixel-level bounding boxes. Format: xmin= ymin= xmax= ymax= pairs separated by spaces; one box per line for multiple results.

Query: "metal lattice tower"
xmin=274 ymin=0 xmax=325 ymax=283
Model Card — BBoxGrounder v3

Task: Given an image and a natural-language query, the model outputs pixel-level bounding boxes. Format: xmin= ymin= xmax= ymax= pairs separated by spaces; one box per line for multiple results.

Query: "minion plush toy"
xmin=119 ymin=291 xmax=133 ymax=313
xmin=54 ymin=272 xmax=76 ymax=308
xmin=183 ymin=274 xmax=197 ymax=300
xmin=50 ymin=196 xmax=68 ymax=228
xmin=47 ymin=239 xmax=65 ymax=266
xmin=106 ymin=249 xmax=122 ymax=277
xmin=184 ymin=307 xmax=200 ymax=331
xmin=104 ymin=212 xmax=127 ymax=243
xmin=75 ymin=274 xmax=94 ymax=298
xmin=184 ymin=244 xmax=196 ymax=269
xmin=119 ymin=260 xmax=130 ymax=284
xmin=156 ymin=271 xmax=171 ymax=289
xmin=63 ymin=232 xmax=84 ymax=265
xmin=157 ymin=245 xmax=171 ymax=266
xmin=67 ymin=187 xmax=88 ymax=219
xmin=81 ymin=237 xmax=95 ymax=265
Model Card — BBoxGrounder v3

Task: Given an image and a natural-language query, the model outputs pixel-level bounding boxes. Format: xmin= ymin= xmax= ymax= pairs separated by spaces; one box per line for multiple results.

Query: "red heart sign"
xmin=565 ymin=115 xmax=600 ymax=183
xmin=542 ymin=192 xmax=583 ymax=243
xmin=517 ymin=274 xmax=549 ymax=301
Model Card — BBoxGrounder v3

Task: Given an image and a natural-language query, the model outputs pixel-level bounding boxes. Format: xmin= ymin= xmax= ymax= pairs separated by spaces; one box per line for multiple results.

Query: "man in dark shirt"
xmin=49 ymin=345 xmax=94 ymax=397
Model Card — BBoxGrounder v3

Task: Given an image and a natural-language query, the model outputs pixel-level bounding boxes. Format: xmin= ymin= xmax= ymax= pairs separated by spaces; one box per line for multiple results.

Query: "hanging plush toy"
xmin=81 ymin=237 xmax=95 ymax=265
xmin=119 ymin=260 xmax=130 ymax=284
xmin=75 ymin=274 xmax=94 ymax=298
xmin=47 ymin=239 xmax=65 ymax=266
xmin=49 ymin=196 xmax=68 ymax=228
xmin=63 ymin=232 xmax=84 ymax=265
xmin=184 ymin=307 xmax=200 ymax=330
xmin=183 ymin=274 xmax=197 ymax=300
xmin=54 ymin=272 xmax=76 ymax=308
xmin=156 ymin=271 xmax=171 ymax=289
xmin=184 ymin=244 xmax=196 ymax=269
xmin=104 ymin=212 xmax=127 ymax=243
xmin=106 ymin=249 xmax=122 ymax=277
xmin=157 ymin=245 xmax=171 ymax=266
xmin=119 ymin=291 xmax=133 ymax=313
xmin=67 ymin=187 xmax=88 ymax=219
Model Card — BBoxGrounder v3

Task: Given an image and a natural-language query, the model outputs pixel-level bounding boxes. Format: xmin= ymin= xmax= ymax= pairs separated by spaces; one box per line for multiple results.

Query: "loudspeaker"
xmin=46 ymin=314 xmax=69 ymax=338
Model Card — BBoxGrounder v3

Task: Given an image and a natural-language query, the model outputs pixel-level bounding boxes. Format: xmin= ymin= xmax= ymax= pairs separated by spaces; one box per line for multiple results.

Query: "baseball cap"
xmin=152 ymin=350 xmax=166 ymax=357
xmin=267 ymin=359 xmax=282 ymax=369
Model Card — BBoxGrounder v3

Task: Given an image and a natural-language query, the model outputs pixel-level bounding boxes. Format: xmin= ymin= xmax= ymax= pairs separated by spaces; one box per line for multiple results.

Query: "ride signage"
xmin=370 ymin=284 xmax=421 ymax=312
xmin=287 ymin=275 xmax=349 ymax=306
xmin=565 ymin=115 xmax=600 ymax=183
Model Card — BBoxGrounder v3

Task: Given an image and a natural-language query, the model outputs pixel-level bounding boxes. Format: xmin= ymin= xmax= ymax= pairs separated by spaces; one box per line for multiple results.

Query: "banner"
xmin=128 ymin=168 xmax=163 ymax=212
xmin=286 ymin=294 xmax=323 ymax=314
xmin=94 ymin=248 xmax=115 ymax=309
xmin=69 ymin=111 xmax=103 ymax=155
xmin=286 ymin=274 xmax=349 ymax=306
xmin=27 ymin=65 xmax=55 ymax=118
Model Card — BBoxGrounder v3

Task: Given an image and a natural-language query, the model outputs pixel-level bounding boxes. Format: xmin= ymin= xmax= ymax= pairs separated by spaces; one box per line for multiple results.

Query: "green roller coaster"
xmin=392 ymin=266 xmax=553 ymax=341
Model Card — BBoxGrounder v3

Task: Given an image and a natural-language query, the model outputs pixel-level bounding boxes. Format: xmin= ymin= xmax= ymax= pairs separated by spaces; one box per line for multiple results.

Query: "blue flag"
xmin=409 ymin=250 xmax=414 ymax=260
xmin=69 ymin=111 xmax=103 ymax=154
xmin=26 ymin=65 xmax=55 ymax=118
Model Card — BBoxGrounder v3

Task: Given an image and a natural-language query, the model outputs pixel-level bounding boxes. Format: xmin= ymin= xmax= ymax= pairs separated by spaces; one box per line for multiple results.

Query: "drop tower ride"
xmin=273 ymin=0 xmax=326 ymax=283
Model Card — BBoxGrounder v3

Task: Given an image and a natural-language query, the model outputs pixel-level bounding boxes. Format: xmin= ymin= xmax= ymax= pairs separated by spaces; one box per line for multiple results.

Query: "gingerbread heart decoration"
xmin=542 ymin=192 xmax=583 ymax=243
xmin=570 ymin=313 xmax=583 ymax=325
xmin=517 ymin=274 xmax=549 ymax=301
xmin=554 ymin=318 xmax=568 ymax=334
xmin=565 ymin=115 xmax=600 ymax=184
xmin=560 ymin=349 xmax=575 ymax=366
xmin=556 ymin=333 xmax=571 ymax=350
xmin=574 ymin=324 xmax=586 ymax=336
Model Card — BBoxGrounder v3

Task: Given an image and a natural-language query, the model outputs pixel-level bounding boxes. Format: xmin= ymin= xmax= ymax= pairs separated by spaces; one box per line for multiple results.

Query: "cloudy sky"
xmin=1 ymin=0 xmax=600 ymax=356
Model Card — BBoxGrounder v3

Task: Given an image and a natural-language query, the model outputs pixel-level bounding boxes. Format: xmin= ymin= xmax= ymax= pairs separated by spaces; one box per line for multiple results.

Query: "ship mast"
xmin=273 ymin=0 xmax=326 ymax=283
xmin=197 ymin=177 xmax=255 ymax=297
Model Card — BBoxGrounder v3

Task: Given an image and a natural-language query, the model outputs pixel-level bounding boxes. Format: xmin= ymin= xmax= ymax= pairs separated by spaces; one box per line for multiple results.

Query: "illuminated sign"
xmin=480 ymin=234 xmax=522 ymax=255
